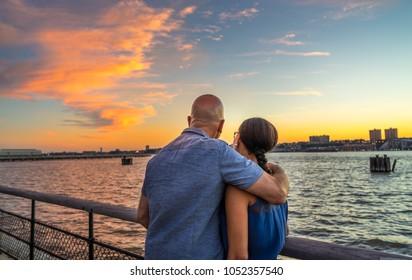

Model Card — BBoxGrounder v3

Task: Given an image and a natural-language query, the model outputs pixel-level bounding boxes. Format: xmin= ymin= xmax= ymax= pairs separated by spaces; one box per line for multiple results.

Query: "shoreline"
xmin=0 ymin=153 xmax=152 ymax=162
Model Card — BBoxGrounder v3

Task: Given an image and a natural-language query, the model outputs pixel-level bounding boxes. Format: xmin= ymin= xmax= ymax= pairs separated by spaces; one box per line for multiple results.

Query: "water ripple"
xmin=1 ymin=152 xmax=411 ymax=257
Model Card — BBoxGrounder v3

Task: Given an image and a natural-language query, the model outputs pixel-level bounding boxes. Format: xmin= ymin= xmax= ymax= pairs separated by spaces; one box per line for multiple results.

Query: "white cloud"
xmin=228 ymin=71 xmax=259 ymax=79
xmin=208 ymin=35 xmax=224 ymax=41
xmin=240 ymin=50 xmax=331 ymax=57
xmin=310 ymin=70 xmax=328 ymax=74
xmin=271 ymin=34 xmax=305 ymax=46
xmin=272 ymin=90 xmax=323 ymax=96
xmin=219 ymin=7 xmax=259 ymax=21
xmin=203 ymin=10 xmax=214 ymax=18
xmin=335 ymin=1 xmax=387 ymax=19
xmin=193 ymin=25 xmax=223 ymax=41
xmin=274 ymin=50 xmax=331 ymax=57
xmin=296 ymin=0 xmax=392 ymax=20
xmin=194 ymin=25 xmax=221 ymax=34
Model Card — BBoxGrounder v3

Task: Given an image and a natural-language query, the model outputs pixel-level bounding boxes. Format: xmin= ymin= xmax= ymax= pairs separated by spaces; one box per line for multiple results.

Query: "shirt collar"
xmin=182 ymin=127 xmax=210 ymax=138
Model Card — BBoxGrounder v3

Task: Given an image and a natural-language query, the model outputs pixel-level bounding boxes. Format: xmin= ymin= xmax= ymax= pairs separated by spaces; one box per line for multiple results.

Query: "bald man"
xmin=137 ymin=94 xmax=289 ymax=259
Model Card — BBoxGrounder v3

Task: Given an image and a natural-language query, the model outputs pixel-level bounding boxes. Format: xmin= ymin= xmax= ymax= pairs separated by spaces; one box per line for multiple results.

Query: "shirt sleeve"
xmin=141 ymin=159 xmax=152 ymax=197
xmin=141 ymin=180 xmax=147 ymax=197
xmin=219 ymin=143 xmax=263 ymax=190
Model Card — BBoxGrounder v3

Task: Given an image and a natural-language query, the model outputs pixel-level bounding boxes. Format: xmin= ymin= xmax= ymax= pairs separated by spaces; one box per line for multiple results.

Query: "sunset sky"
xmin=1 ymin=0 xmax=411 ymax=152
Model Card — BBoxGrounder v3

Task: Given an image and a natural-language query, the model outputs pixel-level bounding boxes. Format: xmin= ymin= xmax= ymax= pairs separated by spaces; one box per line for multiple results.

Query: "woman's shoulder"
xmin=226 ymin=185 xmax=257 ymax=205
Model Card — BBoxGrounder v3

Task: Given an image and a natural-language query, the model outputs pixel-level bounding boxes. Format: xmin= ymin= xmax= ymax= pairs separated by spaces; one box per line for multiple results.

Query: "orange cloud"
xmin=100 ymin=105 xmax=156 ymax=129
xmin=0 ymin=0 xmax=181 ymax=130
xmin=179 ymin=6 xmax=197 ymax=18
xmin=44 ymin=131 xmax=56 ymax=137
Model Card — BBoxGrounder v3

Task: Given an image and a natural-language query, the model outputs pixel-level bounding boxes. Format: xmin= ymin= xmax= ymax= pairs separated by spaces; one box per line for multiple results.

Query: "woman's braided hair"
xmin=238 ymin=117 xmax=278 ymax=174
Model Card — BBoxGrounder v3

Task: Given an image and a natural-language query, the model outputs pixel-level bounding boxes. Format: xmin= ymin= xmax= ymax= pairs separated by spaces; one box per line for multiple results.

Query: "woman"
xmin=221 ymin=117 xmax=289 ymax=259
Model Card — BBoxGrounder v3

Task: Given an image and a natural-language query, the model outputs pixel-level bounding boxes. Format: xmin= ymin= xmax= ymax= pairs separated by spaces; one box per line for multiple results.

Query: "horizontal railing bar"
xmin=36 ymin=218 xmax=142 ymax=259
xmin=280 ymin=236 xmax=412 ymax=260
xmin=0 ymin=209 xmax=69 ymax=259
xmin=93 ymin=239 xmax=144 ymax=260
xmin=33 ymin=246 xmax=65 ymax=260
xmin=0 ymin=228 xmax=29 ymax=246
xmin=0 ymin=208 xmax=31 ymax=222
xmin=1 ymin=208 xmax=140 ymax=260
xmin=0 ymin=208 xmax=82 ymax=241
xmin=0 ymin=185 xmax=137 ymax=222
xmin=35 ymin=218 xmax=89 ymax=242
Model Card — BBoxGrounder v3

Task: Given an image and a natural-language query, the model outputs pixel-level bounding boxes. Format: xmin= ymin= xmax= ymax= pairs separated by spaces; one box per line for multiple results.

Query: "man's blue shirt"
xmin=142 ymin=127 xmax=263 ymax=259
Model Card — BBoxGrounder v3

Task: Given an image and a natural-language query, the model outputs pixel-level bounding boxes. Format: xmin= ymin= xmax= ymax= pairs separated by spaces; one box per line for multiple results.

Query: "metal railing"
xmin=280 ymin=236 xmax=411 ymax=260
xmin=1 ymin=184 xmax=411 ymax=260
xmin=0 ymin=185 xmax=143 ymax=260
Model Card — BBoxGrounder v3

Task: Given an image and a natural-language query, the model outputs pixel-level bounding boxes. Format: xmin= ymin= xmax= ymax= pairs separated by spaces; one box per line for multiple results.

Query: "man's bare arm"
xmin=137 ymin=195 xmax=149 ymax=228
xmin=246 ymin=163 xmax=289 ymax=204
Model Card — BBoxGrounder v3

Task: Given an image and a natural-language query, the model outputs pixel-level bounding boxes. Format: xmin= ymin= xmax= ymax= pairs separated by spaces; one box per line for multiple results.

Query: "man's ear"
xmin=234 ymin=132 xmax=241 ymax=146
xmin=218 ymin=119 xmax=225 ymax=133
xmin=187 ymin=116 xmax=192 ymax=127
xmin=213 ymin=119 xmax=225 ymax=139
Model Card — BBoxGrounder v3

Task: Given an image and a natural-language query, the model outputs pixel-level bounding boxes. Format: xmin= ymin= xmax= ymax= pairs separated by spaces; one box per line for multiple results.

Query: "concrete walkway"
xmin=0 ymin=252 xmax=13 ymax=260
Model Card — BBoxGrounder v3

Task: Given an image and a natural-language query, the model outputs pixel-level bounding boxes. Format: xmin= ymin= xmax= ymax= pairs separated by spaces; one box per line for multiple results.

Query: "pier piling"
xmin=121 ymin=156 xmax=133 ymax=165
xmin=370 ymin=155 xmax=393 ymax=173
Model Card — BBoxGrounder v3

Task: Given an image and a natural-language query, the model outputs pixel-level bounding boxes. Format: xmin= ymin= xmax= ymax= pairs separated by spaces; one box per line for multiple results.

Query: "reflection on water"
xmin=0 ymin=157 xmax=149 ymax=255
xmin=1 ymin=151 xmax=411 ymax=257
xmin=270 ymin=151 xmax=412 ymax=256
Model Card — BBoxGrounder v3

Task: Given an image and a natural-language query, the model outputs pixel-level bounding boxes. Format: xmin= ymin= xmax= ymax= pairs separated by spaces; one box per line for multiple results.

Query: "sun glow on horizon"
xmin=1 ymin=0 xmax=412 ymax=151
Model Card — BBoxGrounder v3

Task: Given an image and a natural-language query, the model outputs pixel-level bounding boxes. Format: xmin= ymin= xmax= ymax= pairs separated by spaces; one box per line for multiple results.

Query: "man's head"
xmin=188 ymin=94 xmax=225 ymax=139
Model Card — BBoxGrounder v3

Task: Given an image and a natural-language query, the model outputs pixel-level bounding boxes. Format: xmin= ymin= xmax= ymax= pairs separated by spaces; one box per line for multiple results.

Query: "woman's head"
xmin=235 ymin=117 xmax=278 ymax=173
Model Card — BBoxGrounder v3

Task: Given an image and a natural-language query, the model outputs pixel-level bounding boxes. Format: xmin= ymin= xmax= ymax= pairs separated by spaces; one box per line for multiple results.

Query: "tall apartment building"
xmin=369 ymin=129 xmax=382 ymax=143
xmin=309 ymin=135 xmax=330 ymax=143
xmin=385 ymin=128 xmax=398 ymax=140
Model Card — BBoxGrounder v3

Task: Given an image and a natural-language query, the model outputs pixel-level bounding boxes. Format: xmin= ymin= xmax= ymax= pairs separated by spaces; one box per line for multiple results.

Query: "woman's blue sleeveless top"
xmin=221 ymin=198 xmax=288 ymax=260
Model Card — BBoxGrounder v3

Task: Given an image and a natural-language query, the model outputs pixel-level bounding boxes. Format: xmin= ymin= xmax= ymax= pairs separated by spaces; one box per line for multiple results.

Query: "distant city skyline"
xmin=0 ymin=125 xmax=410 ymax=153
xmin=1 ymin=0 xmax=412 ymax=152
xmin=3 ymin=127 xmax=408 ymax=153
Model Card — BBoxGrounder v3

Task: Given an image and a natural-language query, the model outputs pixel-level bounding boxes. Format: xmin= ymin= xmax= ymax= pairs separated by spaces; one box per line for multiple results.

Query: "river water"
xmin=0 ymin=151 xmax=411 ymax=257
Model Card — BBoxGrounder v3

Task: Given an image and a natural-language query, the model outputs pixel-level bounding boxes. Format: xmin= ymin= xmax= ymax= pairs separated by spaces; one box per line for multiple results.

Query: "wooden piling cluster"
xmin=121 ymin=156 xmax=133 ymax=165
xmin=370 ymin=155 xmax=396 ymax=173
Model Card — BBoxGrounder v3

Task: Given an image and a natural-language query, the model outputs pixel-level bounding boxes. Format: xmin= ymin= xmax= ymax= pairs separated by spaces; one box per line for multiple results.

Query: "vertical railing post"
xmin=0 ymin=210 xmax=3 ymax=249
xmin=30 ymin=199 xmax=35 ymax=260
xmin=88 ymin=209 xmax=94 ymax=260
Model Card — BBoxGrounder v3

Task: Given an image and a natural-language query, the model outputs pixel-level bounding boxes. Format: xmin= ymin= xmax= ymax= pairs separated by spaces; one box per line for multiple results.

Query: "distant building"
xmin=309 ymin=135 xmax=330 ymax=143
xmin=0 ymin=149 xmax=42 ymax=156
xmin=385 ymin=128 xmax=398 ymax=140
xmin=369 ymin=129 xmax=382 ymax=143
xmin=142 ymin=145 xmax=161 ymax=154
xmin=82 ymin=151 xmax=97 ymax=155
xmin=380 ymin=137 xmax=412 ymax=151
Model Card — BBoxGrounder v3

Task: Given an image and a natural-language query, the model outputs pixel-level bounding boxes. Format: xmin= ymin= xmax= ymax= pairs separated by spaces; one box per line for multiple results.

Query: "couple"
xmin=137 ymin=94 xmax=289 ymax=260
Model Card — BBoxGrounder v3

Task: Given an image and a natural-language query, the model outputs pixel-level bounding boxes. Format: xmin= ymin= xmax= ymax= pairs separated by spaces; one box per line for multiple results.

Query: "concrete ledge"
xmin=0 ymin=252 xmax=14 ymax=260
